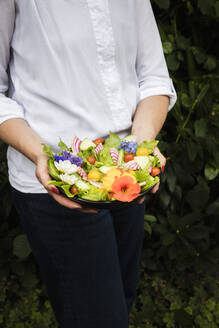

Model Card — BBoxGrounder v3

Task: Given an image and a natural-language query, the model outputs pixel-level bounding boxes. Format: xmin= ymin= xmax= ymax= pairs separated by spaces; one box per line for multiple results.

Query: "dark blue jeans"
xmin=11 ymin=186 xmax=145 ymax=328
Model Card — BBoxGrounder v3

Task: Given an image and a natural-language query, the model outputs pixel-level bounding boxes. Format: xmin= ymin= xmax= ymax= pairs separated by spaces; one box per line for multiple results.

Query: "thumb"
xmin=35 ymin=155 xmax=59 ymax=194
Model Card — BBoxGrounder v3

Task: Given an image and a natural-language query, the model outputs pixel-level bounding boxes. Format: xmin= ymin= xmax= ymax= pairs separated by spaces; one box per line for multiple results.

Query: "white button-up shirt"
xmin=0 ymin=0 xmax=177 ymax=193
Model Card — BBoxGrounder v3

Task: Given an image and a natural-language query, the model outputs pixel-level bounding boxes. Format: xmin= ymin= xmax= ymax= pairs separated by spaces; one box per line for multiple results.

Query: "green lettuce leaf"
xmin=47 ymin=180 xmax=65 ymax=187
xmin=135 ymin=168 xmax=150 ymax=182
xmin=93 ymin=161 xmax=104 ymax=168
xmin=42 ymin=143 xmax=53 ymax=158
xmin=97 ymin=132 xmax=123 ymax=165
xmin=77 ymin=149 xmax=95 ymax=170
xmin=141 ymin=176 xmax=160 ymax=192
xmin=104 ymin=131 xmax=121 ymax=148
xmin=148 ymin=155 xmax=161 ymax=167
xmin=137 ymin=140 xmax=159 ymax=153
xmin=98 ymin=146 xmax=114 ymax=166
xmin=58 ymin=138 xmax=69 ymax=151
xmin=81 ymin=186 xmax=109 ymax=201
xmin=60 ymin=185 xmax=75 ymax=198
xmin=48 ymin=159 xmax=61 ymax=180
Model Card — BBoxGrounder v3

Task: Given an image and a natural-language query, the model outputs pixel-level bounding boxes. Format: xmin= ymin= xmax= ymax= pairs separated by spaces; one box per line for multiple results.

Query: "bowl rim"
xmin=57 ymin=183 xmax=157 ymax=207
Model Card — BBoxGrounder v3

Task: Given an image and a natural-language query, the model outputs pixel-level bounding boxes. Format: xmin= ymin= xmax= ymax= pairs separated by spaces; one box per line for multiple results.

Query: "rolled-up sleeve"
xmin=135 ymin=0 xmax=177 ymax=111
xmin=0 ymin=0 xmax=24 ymax=125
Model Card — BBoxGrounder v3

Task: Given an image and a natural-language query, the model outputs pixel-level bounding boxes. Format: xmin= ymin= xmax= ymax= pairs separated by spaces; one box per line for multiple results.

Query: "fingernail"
xmin=161 ymin=166 xmax=165 ymax=173
xmin=51 ymin=186 xmax=59 ymax=194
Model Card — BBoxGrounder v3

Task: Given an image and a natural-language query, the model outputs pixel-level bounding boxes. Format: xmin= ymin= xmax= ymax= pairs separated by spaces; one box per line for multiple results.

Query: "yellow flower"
xmin=87 ymin=169 xmax=102 ymax=181
xmin=136 ymin=147 xmax=150 ymax=156
xmin=123 ymin=170 xmax=137 ymax=183
xmin=102 ymin=168 xmax=122 ymax=191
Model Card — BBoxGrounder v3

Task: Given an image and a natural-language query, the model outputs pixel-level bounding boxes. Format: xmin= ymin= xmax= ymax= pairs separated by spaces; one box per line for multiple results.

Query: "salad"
xmin=43 ymin=132 xmax=161 ymax=203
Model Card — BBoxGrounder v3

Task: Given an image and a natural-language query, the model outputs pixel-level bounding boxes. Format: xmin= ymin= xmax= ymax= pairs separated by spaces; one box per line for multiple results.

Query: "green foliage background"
xmin=0 ymin=0 xmax=219 ymax=327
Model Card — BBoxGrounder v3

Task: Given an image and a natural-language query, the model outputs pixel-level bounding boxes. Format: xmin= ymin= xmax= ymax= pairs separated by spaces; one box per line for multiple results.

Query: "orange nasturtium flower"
xmin=111 ymin=175 xmax=141 ymax=202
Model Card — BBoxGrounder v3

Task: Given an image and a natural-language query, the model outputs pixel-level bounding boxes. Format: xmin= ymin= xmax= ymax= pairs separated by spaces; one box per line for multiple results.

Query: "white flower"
xmin=80 ymin=138 xmax=96 ymax=151
xmin=134 ymin=156 xmax=149 ymax=169
xmin=99 ymin=166 xmax=113 ymax=174
xmin=60 ymin=173 xmax=79 ymax=185
xmin=123 ymin=134 xmax=137 ymax=142
xmin=54 ymin=160 xmax=78 ymax=174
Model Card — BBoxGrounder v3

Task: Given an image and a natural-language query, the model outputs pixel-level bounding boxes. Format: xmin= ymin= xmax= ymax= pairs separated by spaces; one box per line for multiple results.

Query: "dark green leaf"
xmin=198 ymin=0 xmax=215 ymax=15
xmin=166 ymin=53 xmax=180 ymax=71
xmin=181 ymin=93 xmax=192 ymax=108
xmin=144 ymin=221 xmax=152 ymax=235
xmin=163 ymin=41 xmax=173 ymax=54
xmin=186 ymin=226 xmax=209 ymax=241
xmin=159 ymin=190 xmax=171 ymax=209
xmin=167 ymin=171 xmax=177 ymax=193
xmin=191 ymin=47 xmax=206 ymax=64
xmin=204 ymin=56 xmax=217 ymax=71
xmin=205 ymin=163 xmax=219 ymax=180
xmin=216 ymin=1 xmax=219 ymax=17
xmin=162 ymin=233 xmax=176 ymax=246
xmin=206 ymin=200 xmax=219 ymax=215
xmin=186 ymin=140 xmax=198 ymax=162
xmin=153 ymin=0 xmax=170 ymax=10
xmin=194 ymin=119 xmax=208 ymax=137
xmin=185 ymin=180 xmax=210 ymax=209
xmin=13 ymin=235 xmax=32 ymax=260
xmin=144 ymin=215 xmax=157 ymax=223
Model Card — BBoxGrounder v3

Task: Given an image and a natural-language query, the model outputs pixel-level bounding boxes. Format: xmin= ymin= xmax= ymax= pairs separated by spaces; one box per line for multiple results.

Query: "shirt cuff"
xmin=0 ymin=94 xmax=25 ymax=125
xmin=138 ymin=77 xmax=177 ymax=111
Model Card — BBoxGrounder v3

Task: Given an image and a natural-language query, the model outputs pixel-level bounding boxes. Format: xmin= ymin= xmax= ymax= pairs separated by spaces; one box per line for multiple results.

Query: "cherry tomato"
xmin=70 ymin=186 xmax=79 ymax=194
xmin=94 ymin=138 xmax=105 ymax=145
xmin=124 ymin=153 xmax=135 ymax=162
xmin=86 ymin=156 xmax=96 ymax=165
xmin=151 ymin=167 xmax=161 ymax=176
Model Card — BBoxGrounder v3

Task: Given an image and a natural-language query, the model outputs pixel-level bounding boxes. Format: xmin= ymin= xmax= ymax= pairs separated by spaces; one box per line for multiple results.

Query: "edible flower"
xmin=54 ymin=160 xmax=78 ymax=174
xmin=111 ymin=175 xmax=141 ymax=202
xmin=102 ymin=168 xmax=122 ymax=192
xmin=118 ymin=141 xmax=138 ymax=154
xmin=54 ymin=150 xmax=83 ymax=166
xmin=60 ymin=173 xmax=79 ymax=185
xmin=123 ymin=170 xmax=137 ymax=182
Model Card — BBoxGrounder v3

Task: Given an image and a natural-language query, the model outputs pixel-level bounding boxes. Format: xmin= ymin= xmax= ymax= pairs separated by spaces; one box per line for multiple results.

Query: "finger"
xmin=153 ymin=146 xmax=166 ymax=167
xmin=49 ymin=191 xmax=83 ymax=209
xmin=36 ymin=157 xmax=97 ymax=211
xmin=36 ymin=156 xmax=59 ymax=193
xmin=49 ymin=191 xmax=98 ymax=212
xmin=76 ymin=208 xmax=99 ymax=214
xmin=138 ymin=196 xmax=146 ymax=204
xmin=151 ymin=181 xmax=160 ymax=194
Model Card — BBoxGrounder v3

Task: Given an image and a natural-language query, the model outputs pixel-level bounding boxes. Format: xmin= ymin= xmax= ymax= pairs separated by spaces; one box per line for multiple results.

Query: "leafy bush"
xmin=0 ymin=170 xmax=58 ymax=327
xmin=129 ymin=0 xmax=219 ymax=327
xmin=0 ymin=0 xmax=218 ymax=327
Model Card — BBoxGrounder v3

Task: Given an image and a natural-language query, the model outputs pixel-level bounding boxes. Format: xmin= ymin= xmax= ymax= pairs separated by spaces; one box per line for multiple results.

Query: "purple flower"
xmin=54 ymin=155 xmax=66 ymax=162
xmin=118 ymin=141 xmax=138 ymax=154
xmin=69 ymin=156 xmax=83 ymax=166
xmin=54 ymin=151 xmax=83 ymax=166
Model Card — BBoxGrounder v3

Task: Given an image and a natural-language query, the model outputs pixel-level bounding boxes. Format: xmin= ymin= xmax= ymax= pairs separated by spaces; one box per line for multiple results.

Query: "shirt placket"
xmin=86 ymin=0 xmax=129 ymax=131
